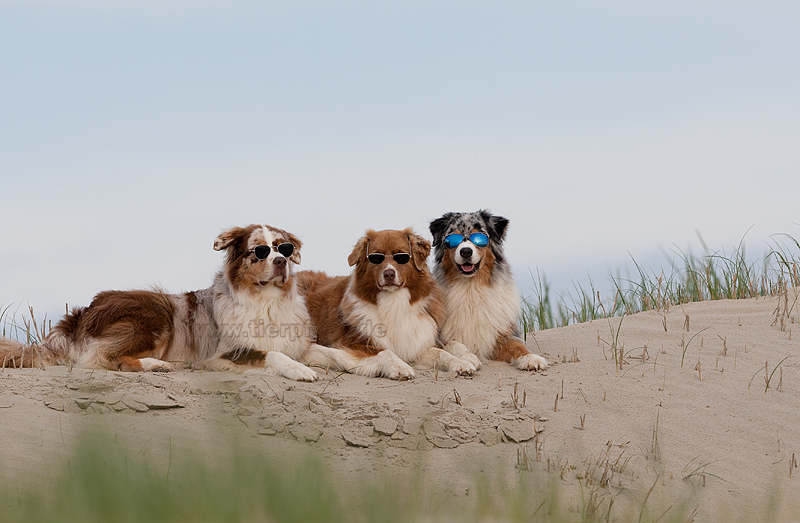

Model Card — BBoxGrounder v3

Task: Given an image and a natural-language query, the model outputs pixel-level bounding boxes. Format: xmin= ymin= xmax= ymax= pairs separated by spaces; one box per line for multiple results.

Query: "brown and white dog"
xmin=298 ymin=228 xmax=477 ymax=380
xmin=0 ymin=224 xmax=320 ymax=381
xmin=429 ymin=211 xmax=547 ymax=371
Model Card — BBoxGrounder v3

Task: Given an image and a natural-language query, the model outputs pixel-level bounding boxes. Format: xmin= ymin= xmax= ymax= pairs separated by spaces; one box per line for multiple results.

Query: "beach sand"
xmin=1 ymin=291 xmax=798 ymax=521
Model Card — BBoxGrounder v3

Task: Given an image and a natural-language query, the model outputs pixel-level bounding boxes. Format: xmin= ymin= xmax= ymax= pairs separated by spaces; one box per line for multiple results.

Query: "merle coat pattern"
xmin=429 ymin=210 xmax=547 ymax=371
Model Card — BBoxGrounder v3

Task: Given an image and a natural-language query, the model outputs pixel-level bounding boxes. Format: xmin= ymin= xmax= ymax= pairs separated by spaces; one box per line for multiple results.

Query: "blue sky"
xmin=1 ymin=1 xmax=798 ymax=321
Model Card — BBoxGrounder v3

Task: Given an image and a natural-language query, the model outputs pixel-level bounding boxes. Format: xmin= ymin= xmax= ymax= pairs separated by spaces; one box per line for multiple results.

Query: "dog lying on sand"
xmin=0 ymin=224 xmax=322 ymax=381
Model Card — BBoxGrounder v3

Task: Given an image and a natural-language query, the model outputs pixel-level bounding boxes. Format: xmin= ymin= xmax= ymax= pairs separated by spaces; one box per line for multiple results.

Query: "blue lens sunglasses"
xmin=443 ymin=232 xmax=489 ymax=249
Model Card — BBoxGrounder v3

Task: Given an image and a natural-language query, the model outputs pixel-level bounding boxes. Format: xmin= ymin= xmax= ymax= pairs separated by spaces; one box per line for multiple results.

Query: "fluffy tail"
xmin=0 ymin=337 xmax=58 ymax=369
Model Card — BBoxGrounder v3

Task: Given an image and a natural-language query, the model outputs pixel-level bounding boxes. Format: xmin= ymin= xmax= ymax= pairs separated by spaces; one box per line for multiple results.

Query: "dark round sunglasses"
xmin=444 ymin=232 xmax=489 ymax=249
xmin=365 ymin=236 xmax=412 ymax=265
xmin=367 ymin=252 xmax=411 ymax=265
xmin=249 ymin=242 xmax=295 ymax=260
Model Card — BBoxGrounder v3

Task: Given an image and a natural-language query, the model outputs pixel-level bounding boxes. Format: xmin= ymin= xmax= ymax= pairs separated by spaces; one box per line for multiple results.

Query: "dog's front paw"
xmin=448 ymin=357 xmax=476 ymax=376
xmin=386 ymin=360 xmax=415 ymax=380
xmin=443 ymin=342 xmax=482 ymax=371
xmin=140 ymin=358 xmax=175 ymax=372
xmin=514 ymin=353 xmax=548 ymax=371
xmin=463 ymin=353 xmax=482 ymax=371
xmin=284 ymin=363 xmax=318 ymax=382
xmin=266 ymin=351 xmax=318 ymax=381
xmin=377 ymin=351 xmax=415 ymax=380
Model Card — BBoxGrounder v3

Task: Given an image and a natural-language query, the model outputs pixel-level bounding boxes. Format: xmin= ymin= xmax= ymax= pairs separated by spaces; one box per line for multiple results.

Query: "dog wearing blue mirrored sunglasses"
xmin=429 ymin=210 xmax=547 ymax=372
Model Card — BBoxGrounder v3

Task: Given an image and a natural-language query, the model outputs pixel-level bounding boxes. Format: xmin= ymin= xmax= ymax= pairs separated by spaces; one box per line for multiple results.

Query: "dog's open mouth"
xmin=458 ymin=262 xmax=479 ymax=275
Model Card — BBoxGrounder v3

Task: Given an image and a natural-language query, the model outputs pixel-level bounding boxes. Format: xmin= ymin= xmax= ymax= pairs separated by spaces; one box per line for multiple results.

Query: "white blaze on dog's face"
xmin=214 ymin=224 xmax=303 ymax=292
xmin=429 ymin=210 xmax=510 ymax=285
xmin=379 ymin=259 xmax=402 ymax=289
xmin=452 ymin=231 xmax=484 ymax=276
xmin=248 ymin=227 xmax=289 ymax=286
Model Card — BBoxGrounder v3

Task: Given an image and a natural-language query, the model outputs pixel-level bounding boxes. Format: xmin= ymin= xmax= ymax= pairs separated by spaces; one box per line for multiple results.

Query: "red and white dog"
xmin=0 ymin=224 xmax=320 ymax=381
xmin=429 ymin=211 xmax=547 ymax=371
xmin=298 ymin=228 xmax=477 ymax=380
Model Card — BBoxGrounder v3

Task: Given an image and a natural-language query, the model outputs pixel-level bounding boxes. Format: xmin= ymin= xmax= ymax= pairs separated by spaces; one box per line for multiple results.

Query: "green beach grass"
xmin=0 ymin=428 xmax=713 ymax=523
xmin=521 ymin=232 xmax=800 ymax=334
xmin=3 ymin=425 xmax=793 ymax=523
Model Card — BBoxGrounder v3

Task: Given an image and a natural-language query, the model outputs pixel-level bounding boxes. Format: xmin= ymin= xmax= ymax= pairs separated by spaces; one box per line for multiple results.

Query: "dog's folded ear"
xmin=214 ymin=227 xmax=246 ymax=251
xmin=284 ymin=231 xmax=303 ymax=264
xmin=480 ymin=211 xmax=509 ymax=263
xmin=409 ymin=232 xmax=431 ymax=272
xmin=347 ymin=232 xmax=372 ymax=267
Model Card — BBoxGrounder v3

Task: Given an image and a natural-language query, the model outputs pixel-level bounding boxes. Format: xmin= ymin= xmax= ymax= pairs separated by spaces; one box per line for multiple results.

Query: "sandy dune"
xmin=1 ymin=292 xmax=798 ymax=521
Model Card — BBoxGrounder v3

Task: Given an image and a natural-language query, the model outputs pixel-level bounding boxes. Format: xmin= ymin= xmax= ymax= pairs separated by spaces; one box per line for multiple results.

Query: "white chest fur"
xmin=439 ymin=274 xmax=520 ymax=360
xmin=213 ymin=279 xmax=313 ymax=359
xmin=343 ymin=281 xmax=437 ymax=364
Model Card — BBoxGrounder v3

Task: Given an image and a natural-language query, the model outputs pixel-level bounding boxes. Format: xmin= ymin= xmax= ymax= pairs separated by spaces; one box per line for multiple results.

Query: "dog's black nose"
xmin=460 ymin=247 xmax=473 ymax=259
xmin=273 ymin=257 xmax=287 ymax=267
xmin=383 ymin=268 xmax=396 ymax=281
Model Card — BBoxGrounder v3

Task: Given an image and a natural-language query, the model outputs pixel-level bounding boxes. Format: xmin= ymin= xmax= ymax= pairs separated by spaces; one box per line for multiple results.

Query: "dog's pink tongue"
xmin=461 ymin=264 xmax=475 ymax=272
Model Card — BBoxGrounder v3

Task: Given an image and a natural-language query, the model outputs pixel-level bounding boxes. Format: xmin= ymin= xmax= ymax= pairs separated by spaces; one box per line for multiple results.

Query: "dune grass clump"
xmin=0 ymin=429 xmax=722 ymax=523
xmin=522 ymin=232 xmax=800 ymax=332
xmin=3 ymin=434 xmax=344 ymax=523
xmin=0 ymin=430 xmax=529 ymax=523
xmin=1 ymin=303 xmax=24 ymax=341
xmin=1 ymin=302 xmax=51 ymax=345
xmin=4 ymin=427 xmax=792 ymax=523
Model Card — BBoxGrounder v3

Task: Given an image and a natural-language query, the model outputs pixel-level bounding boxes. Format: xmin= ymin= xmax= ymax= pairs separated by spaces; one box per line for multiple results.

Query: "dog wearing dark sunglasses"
xmin=429 ymin=211 xmax=547 ymax=371
xmin=298 ymin=228 xmax=477 ymax=380
xmin=0 ymin=224 xmax=319 ymax=381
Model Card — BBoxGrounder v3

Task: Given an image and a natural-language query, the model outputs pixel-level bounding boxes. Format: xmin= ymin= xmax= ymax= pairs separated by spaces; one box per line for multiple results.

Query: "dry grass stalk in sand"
xmin=509 ymin=380 xmax=527 ymax=410
xmin=747 ymin=356 xmax=793 ymax=396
